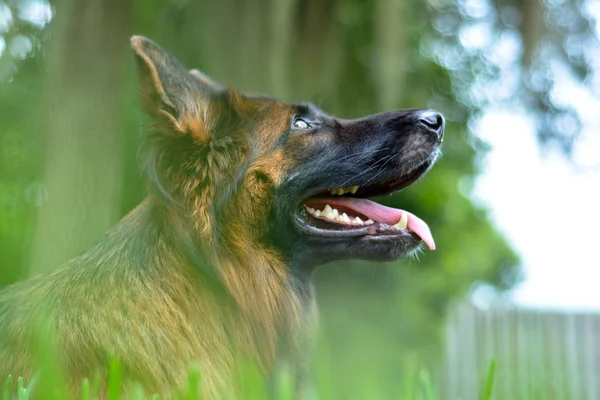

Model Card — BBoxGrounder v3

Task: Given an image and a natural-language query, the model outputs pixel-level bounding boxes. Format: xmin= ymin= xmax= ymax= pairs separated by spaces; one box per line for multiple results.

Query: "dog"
xmin=0 ymin=36 xmax=443 ymax=398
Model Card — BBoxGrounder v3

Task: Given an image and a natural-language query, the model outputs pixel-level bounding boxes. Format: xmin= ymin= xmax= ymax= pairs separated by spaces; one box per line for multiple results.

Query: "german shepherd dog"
xmin=0 ymin=36 xmax=443 ymax=398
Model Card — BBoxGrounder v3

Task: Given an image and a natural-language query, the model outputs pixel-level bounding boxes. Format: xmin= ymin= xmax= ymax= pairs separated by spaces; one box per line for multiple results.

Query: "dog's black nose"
xmin=417 ymin=110 xmax=445 ymax=142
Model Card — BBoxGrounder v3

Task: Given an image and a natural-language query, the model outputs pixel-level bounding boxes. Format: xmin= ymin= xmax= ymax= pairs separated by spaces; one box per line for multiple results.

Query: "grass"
xmin=478 ymin=359 xmax=497 ymax=400
xmin=2 ymin=358 xmax=498 ymax=400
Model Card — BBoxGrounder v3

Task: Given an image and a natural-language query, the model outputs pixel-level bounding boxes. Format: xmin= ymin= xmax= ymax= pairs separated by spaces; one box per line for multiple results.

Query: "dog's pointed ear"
xmin=131 ymin=36 xmax=216 ymax=137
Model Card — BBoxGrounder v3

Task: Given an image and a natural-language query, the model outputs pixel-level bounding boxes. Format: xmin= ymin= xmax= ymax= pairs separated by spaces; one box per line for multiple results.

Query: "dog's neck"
xmin=103 ymin=197 xmax=308 ymax=370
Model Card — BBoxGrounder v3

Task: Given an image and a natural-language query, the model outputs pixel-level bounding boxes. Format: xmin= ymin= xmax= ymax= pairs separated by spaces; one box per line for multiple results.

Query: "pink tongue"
xmin=306 ymin=197 xmax=435 ymax=250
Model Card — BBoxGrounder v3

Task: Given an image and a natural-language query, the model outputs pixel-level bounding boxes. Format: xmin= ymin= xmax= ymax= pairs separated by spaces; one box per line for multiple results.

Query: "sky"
xmin=473 ymin=108 xmax=600 ymax=311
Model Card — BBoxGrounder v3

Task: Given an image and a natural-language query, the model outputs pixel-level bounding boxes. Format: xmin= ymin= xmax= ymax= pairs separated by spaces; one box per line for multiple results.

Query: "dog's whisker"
xmin=362 ymin=155 xmax=397 ymax=186
xmin=337 ymin=160 xmax=387 ymax=187
xmin=335 ymin=147 xmax=391 ymax=163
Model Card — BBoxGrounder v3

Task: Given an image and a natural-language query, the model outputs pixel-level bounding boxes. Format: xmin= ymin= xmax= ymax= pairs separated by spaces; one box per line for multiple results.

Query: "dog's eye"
xmin=293 ymin=118 xmax=310 ymax=129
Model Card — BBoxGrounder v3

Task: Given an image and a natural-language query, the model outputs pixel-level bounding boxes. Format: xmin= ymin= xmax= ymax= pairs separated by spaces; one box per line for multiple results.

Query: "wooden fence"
xmin=442 ymin=302 xmax=600 ymax=400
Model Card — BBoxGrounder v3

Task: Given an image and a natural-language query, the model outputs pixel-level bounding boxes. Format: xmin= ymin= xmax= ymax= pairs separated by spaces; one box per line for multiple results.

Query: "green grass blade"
xmin=17 ymin=377 xmax=27 ymax=400
xmin=400 ymin=355 xmax=417 ymax=400
xmin=186 ymin=367 xmax=201 ymax=400
xmin=274 ymin=366 xmax=294 ymax=400
xmin=419 ymin=368 xmax=436 ymax=400
xmin=81 ymin=378 xmax=89 ymax=400
xmin=478 ymin=359 xmax=497 ymax=400
xmin=108 ymin=357 xmax=122 ymax=400
xmin=4 ymin=375 xmax=12 ymax=400
xmin=26 ymin=374 xmax=39 ymax=395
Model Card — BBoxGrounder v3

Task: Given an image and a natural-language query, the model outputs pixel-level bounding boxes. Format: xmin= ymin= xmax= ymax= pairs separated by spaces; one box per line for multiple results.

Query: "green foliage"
xmin=1 ymin=358 xmax=498 ymax=400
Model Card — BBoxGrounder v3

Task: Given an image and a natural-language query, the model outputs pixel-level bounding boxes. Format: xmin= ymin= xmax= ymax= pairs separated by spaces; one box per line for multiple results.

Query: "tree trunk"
xmin=29 ymin=0 xmax=133 ymax=274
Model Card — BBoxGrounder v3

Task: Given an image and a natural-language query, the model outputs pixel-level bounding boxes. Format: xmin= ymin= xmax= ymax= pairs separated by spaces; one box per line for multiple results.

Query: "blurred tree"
xmin=429 ymin=0 xmax=600 ymax=155
xmin=29 ymin=0 xmax=133 ymax=273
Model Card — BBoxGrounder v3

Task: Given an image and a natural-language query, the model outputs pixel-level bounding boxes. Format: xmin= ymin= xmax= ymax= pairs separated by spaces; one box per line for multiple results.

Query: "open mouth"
xmin=296 ymin=161 xmax=436 ymax=250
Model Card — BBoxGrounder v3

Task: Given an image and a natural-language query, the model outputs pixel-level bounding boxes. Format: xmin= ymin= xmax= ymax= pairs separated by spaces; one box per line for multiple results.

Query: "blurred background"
xmin=0 ymin=0 xmax=599 ymax=398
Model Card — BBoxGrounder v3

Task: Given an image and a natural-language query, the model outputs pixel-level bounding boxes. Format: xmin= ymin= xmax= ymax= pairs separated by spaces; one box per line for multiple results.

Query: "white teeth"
xmin=341 ymin=213 xmax=351 ymax=223
xmin=305 ymin=204 xmax=372 ymax=226
xmin=394 ymin=213 xmax=408 ymax=229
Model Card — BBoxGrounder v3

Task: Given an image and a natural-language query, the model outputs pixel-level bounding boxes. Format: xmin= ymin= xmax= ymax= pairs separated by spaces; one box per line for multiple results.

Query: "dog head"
xmin=131 ymin=36 xmax=443 ymax=267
